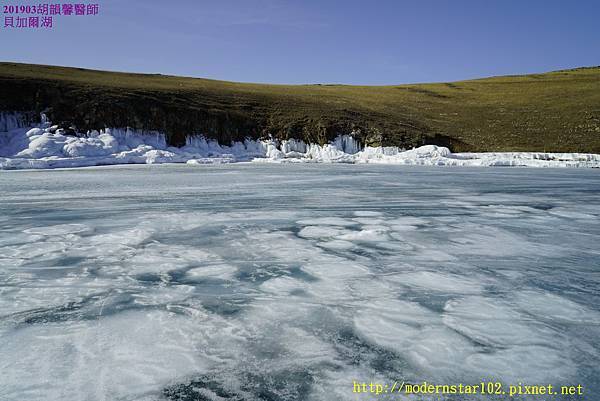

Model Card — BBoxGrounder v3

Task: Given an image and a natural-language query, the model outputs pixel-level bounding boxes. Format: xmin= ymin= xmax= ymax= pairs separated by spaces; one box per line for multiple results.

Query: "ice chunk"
xmin=443 ymin=296 xmax=561 ymax=347
xmin=514 ymin=291 xmax=600 ymax=324
xmin=16 ymin=132 xmax=67 ymax=158
xmin=338 ymin=227 xmax=390 ymax=242
xmin=63 ymin=136 xmax=115 ymax=157
xmin=317 ymin=239 xmax=356 ymax=250
xmin=297 ymin=226 xmax=347 ymax=239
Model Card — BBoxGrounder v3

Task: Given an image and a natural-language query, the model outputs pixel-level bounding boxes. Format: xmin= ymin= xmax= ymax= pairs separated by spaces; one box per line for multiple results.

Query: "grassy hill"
xmin=1 ymin=62 xmax=599 ymax=152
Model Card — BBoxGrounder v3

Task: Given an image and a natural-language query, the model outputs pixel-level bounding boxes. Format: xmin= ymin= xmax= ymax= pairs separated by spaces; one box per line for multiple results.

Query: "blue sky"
xmin=1 ymin=0 xmax=599 ymax=84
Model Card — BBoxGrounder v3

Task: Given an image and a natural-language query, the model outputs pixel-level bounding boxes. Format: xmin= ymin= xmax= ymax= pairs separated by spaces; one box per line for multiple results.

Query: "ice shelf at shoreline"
xmin=1 ymin=114 xmax=599 ymax=169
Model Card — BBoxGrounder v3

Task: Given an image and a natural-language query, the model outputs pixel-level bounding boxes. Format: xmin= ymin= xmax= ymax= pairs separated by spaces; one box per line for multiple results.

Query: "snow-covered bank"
xmin=1 ymin=115 xmax=599 ymax=169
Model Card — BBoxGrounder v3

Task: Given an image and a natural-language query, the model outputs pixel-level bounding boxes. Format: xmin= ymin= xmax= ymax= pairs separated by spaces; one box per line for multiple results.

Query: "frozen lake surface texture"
xmin=1 ymin=164 xmax=599 ymax=401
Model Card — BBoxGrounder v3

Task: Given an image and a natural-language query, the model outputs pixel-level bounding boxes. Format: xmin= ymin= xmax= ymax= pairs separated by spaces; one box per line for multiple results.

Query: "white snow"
xmin=1 ymin=113 xmax=599 ymax=169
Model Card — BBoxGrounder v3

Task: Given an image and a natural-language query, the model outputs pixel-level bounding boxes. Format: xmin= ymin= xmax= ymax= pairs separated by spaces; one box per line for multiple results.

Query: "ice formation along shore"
xmin=1 ymin=113 xmax=599 ymax=169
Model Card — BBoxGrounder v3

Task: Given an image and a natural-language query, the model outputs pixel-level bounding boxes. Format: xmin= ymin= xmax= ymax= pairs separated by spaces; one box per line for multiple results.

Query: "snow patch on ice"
xmin=387 ymin=271 xmax=484 ymax=294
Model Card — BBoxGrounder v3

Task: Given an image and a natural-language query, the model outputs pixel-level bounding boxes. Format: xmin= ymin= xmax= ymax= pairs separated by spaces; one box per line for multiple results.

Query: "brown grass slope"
xmin=1 ymin=62 xmax=599 ymax=152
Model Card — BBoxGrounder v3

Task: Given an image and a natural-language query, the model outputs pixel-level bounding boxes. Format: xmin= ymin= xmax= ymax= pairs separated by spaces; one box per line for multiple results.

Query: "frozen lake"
xmin=1 ymin=164 xmax=599 ymax=401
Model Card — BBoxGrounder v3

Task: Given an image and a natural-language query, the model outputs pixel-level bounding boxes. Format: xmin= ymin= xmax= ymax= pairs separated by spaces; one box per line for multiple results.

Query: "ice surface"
xmin=0 ymin=310 xmax=210 ymax=400
xmin=0 ymin=164 xmax=599 ymax=400
xmin=1 ymin=114 xmax=600 ymax=169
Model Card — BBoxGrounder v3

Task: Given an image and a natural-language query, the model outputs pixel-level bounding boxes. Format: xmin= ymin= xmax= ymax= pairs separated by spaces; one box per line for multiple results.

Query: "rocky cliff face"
xmin=0 ymin=68 xmax=443 ymax=150
xmin=1 ymin=79 xmax=260 ymax=146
